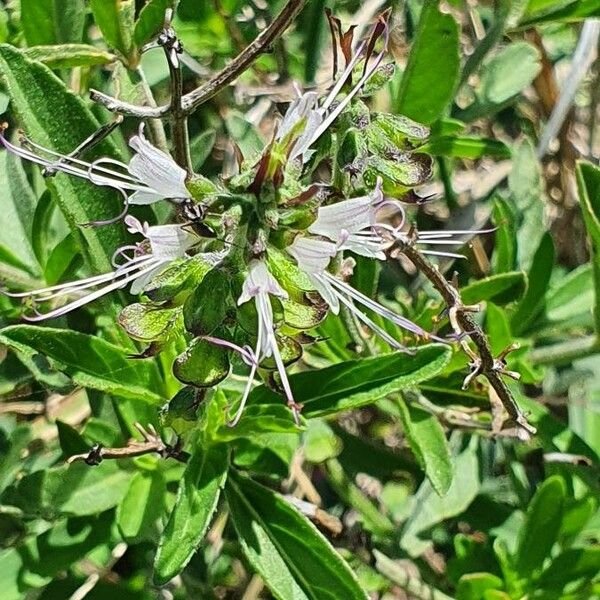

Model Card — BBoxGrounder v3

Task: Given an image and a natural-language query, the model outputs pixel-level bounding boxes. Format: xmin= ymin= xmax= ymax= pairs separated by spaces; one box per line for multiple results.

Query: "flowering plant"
xmin=1 ymin=1 xmax=599 ymax=598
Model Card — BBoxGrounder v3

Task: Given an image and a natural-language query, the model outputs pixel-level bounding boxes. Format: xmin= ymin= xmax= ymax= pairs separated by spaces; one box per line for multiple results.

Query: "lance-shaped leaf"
xmin=249 ymin=345 xmax=452 ymax=418
xmin=226 ymin=469 xmax=368 ymax=600
xmin=154 ymin=443 xmax=229 ymax=585
xmin=23 ymin=44 xmax=116 ymax=69
xmin=394 ymin=2 xmax=460 ymax=124
xmin=577 ymin=161 xmax=600 ymax=334
xmin=0 ymin=325 xmax=164 ymax=403
xmin=90 ymin=0 xmax=136 ymax=64
xmin=0 ymin=45 xmax=127 ymax=273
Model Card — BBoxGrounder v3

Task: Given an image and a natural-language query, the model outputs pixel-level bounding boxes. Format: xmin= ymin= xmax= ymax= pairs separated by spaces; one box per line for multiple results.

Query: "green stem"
xmin=437 ymin=157 xmax=458 ymax=210
xmin=326 ymin=458 xmax=395 ymax=536
xmin=529 ymin=335 xmax=600 ymax=366
xmin=374 ymin=550 xmax=456 ymax=600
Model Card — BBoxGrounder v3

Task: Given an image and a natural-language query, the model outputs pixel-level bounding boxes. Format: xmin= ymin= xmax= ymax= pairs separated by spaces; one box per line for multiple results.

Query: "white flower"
xmin=288 ymin=236 xmax=441 ymax=349
xmin=231 ymin=260 xmax=301 ymax=427
xmin=276 ymin=16 xmax=390 ymax=165
xmin=3 ymin=216 xmax=197 ymax=321
xmin=308 ymin=180 xmax=388 ymax=259
xmin=0 ymin=125 xmax=190 ymax=207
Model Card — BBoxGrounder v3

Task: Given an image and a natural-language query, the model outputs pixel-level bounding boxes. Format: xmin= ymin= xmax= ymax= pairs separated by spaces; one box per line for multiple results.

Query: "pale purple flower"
xmin=3 ymin=216 xmax=197 ymax=321
xmin=0 ymin=125 xmax=190 ymax=206
xmin=230 ymin=260 xmax=301 ymax=427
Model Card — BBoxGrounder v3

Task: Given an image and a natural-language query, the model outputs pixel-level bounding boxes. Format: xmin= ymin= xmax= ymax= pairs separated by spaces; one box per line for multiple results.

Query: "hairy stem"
xmin=396 ymin=241 xmax=535 ymax=434
xmin=90 ymin=0 xmax=307 ymax=119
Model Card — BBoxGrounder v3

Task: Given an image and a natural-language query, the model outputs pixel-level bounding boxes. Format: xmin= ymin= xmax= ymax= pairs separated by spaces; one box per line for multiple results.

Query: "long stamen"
xmin=324 ymin=273 xmax=446 ymax=342
xmin=228 ymin=318 xmax=263 ymax=427
xmin=259 ymin=294 xmax=300 ymax=425
xmin=335 ymin=291 xmax=411 ymax=353
xmin=202 ymin=335 xmax=258 ymax=367
xmin=22 ymin=261 xmax=163 ymax=322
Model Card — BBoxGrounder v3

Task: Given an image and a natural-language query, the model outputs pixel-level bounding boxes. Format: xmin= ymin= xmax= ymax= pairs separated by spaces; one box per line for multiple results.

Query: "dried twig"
xmin=67 ymin=423 xmax=190 ymax=465
xmin=90 ymin=0 xmax=307 ymax=119
xmin=394 ymin=241 xmax=536 ymax=435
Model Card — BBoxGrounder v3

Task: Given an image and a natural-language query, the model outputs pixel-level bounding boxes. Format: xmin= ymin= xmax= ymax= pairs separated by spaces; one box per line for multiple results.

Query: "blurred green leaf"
xmin=458 ymin=42 xmax=540 ymax=120
xmin=0 ymin=152 xmax=38 ymax=275
xmin=456 ymin=572 xmax=503 ymax=600
xmin=23 ymin=44 xmax=116 ymax=68
xmin=462 ymin=272 xmax=527 ymax=305
xmin=395 ymin=1 xmax=460 ymax=124
xmin=546 ymin=264 xmax=594 ymax=324
xmin=515 ymin=476 xmax=566 ymax=577
xmin=226 ymin=469 xmax=368 ymax=600
xmin=0 ymin=45 xmax=128 ymax=272
xmin=521 ymin=0 xmax=600 ymax=25
xmin=418 ymin=136 xmax=511 ymax=159
xmin=43 ymin=232 xmax=81 ymax=285
xmin=401 ymin=438 xmax=480 ymax=557
xmin=117 ymin=470 xmax=166 ymax=543
xmin=492 ymin=198 xmax=517 ymax=273
xmin=0 ymin=325 xmax=164 ymax=403
xmin=303 ymin=420 xmax=342 ymax=464
xmin=2 ymin=461 xmax=132 ymax=517
xmin=510 ymin=233 xmax=555 ymax=336
xmin=90 ymin=0 xmax=136 ymax=64
xmin=577 ymin=161 xmax=600 ymax=334
xmin=249 ymin=345 xmax=452 ymax=418
xmin=397 ymin=399 xmax=452 ymax=495
xmin=190 ymin=129 xmax=217 ymax=171
xmin=154 ymin=443 xmax=228 ymax=585
xmin=21 ymin=0 xmax=86 ymax=47
xmin=538 ymin=547 xmax=600 ymax=590
xmin=134 ymin=0 xmax=175 ymax=48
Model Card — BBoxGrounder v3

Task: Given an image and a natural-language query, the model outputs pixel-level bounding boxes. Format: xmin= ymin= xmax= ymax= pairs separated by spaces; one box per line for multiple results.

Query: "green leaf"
xmin=0 ymin=325 xmax=164 ymax=403
xmin=119 ymin=303 xmax=182 ymax=342
xmin=577 ymin=161 xmax=600 ymax=334
xmin=134 ymin=0 xmax=175 ymax=47
xmin=43 ymin=232 xmax=81 ymax=285
xmin=418 ymin=136 xmax=511 ymax=159
xmin=400 ymin=437 xmax=480 ymax=557
xmin=90 ymin=0 xmax=136 ymax=64
xmin=461 ymin=272 xmax=527 ymax=305
xmin=23 ymin=44 xmax=116 ymax=68
xmin=480 ymin=42 xmax=541 ymax=104
xmin=492 ymin=198 xmax=517 ymax=273
xmin=456 ymin=572 xmax=503 ymax=600
xmin=303 ymin=420 xmax=342 ymax=463
xmin=154 ymin=443 xmax=228 ymax=584
xmin=19 ymin=0 xmax=86 ymax=47
xmin=538 ymin=547 xmax=600 ymax=589
xmin=2 ymin=461 xmax=132 ymax=517
xmin=510 ymin=139 xmax=545 ymax=270
xmin=514 ymin=475 xmax=566 ymax=577
xmin=397 ymin=400 xmax=452 ymax=495
xmin=546 ymin=263 xmax=594 ymax=323
xmin=215 ymin=404 xmax=301 ymax=442
xmin=0 ymin=152 xmax=39 ymax=274
xmin=173 ymin=337 xmax=230 ymax=388
xmin=226 ymin=469 xmax=368 ymax=600
xmin=458 ymin=43 xmax=541 ymax=121
xmin=20 ymin=0 xmax=55 ymax=46
xmin=510 ymin=233 xmax=555 ymax=335
xmin=249 ymin=345 xmax=452 ymax=418
xmin=117 ymin=470 xmax=166 ymax=543
xmin=190 ymin=129 xmax=217 ymax=171
xmin=395 ymin=1 xmax=460 ymax=124
xmin=521 ymin=0 xmax=600 ymax=25
xmin=225 ymin=111 xmax=264 ymax=159
xmin=0 ymin=45 xmax=128 ymax=272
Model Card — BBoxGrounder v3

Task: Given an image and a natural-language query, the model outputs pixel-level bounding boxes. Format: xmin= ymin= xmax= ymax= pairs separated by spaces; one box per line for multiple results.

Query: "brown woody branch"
xmin=67 ymin=423 xmax=190 ymax=465
xmin=90 ymin=0 xmax=307 ymax=119
xmin=395 ymin=241 xmax=536 ymax=436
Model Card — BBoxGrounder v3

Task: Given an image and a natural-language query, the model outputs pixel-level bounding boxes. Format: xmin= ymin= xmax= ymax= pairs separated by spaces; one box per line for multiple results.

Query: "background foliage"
xmin=0 ymin=0 xmax=600 ymax=598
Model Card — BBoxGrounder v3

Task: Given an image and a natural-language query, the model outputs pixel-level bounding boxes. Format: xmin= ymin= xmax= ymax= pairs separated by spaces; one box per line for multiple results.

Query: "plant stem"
xmin=396 ymin=241 xmax=535 ymax=435
xmin=529 ymin=335 xmax=600 ymax=366
xmin=90 ymin=0 xmax=307 ymax=119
